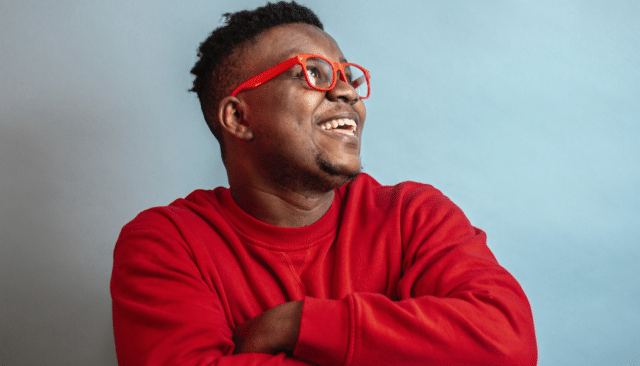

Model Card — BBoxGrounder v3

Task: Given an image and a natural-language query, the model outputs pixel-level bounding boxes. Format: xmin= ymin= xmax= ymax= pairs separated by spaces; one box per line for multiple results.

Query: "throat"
xmin=231 ymin=186 xmax=335 ymax=228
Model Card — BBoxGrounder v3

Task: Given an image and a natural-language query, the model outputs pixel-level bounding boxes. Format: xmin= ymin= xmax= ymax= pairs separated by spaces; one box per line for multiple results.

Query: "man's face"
xmin=231 ymin=23 xmax=367 ymax=192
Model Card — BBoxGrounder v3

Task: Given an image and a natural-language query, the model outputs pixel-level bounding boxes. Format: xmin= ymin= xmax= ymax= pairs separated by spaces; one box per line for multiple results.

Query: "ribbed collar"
xmin=212 ymin=187 xmax=342 ymax=251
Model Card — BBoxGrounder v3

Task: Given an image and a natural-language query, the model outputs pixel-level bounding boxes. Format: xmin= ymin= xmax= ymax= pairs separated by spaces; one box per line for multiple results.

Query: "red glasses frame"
xmin=230 ymin=53 xmax=371 ymax=99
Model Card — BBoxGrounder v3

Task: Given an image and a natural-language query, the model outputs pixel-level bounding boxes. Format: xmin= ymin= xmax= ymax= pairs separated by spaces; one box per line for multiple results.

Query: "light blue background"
xmin=1 ymin=1 xmax=639 ymax=365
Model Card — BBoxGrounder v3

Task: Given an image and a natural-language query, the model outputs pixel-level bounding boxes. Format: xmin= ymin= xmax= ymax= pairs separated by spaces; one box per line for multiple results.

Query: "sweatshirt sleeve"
xmin=110 ymin=214 xmax=314 ymax=366
xmin=293 ymin=188 xmax=537 ymax=366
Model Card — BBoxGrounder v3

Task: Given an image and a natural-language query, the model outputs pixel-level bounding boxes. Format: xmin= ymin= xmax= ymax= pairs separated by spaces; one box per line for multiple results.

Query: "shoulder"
xmin=339 ymin=173 xmax=454 ymax=212
xmin=121 ymin=189 xmax=219 ymax=233
xmin=339 ymin=173 xmax=474 ymax=237
xmin=114 ymin=188 xmax=231 ymax=254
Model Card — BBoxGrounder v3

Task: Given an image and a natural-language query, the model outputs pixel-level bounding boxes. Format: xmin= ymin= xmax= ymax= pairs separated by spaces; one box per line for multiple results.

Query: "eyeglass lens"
xmin=305 ymin=58 xmax=369 ymax=98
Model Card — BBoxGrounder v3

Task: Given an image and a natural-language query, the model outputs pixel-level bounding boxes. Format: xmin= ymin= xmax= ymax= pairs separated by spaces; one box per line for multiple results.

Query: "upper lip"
xmin=317 ymin=112 xmax=360 ymax=127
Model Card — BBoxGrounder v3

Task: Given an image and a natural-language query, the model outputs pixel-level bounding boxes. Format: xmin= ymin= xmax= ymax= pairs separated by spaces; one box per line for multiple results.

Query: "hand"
xmin=232 ymin=300 xmax=303 ymax=355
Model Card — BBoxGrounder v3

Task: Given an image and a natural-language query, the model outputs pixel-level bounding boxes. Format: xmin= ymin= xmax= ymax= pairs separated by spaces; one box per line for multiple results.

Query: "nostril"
xmin=328 ymin=80 xmax=359 ymax=103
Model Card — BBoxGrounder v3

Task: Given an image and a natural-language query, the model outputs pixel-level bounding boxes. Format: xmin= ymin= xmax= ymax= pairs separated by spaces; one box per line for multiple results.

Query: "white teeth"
xmin=320 ymin=118 xmax=357 ymax=133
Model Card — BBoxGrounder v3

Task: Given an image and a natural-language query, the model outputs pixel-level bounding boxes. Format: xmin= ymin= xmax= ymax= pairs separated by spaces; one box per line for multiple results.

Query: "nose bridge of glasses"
xmin=335 ymin=62 xmax=349 ymax=83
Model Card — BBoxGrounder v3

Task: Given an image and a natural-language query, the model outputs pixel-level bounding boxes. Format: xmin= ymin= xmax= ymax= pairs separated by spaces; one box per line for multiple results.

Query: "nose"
xmin=327 ymin=70 xmax=359 ymax=104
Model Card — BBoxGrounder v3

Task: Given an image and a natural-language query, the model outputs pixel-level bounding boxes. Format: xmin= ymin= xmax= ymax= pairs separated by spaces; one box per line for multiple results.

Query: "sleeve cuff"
xmin=293 ymin=296 xmax=351 ymax=366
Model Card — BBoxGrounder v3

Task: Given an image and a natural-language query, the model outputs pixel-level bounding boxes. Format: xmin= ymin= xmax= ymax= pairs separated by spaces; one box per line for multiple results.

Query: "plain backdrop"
xmin=1 ymin=0 xmax=639 ymax=365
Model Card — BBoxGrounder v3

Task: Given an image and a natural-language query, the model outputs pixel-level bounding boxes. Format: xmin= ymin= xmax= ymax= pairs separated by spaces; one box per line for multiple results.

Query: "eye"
xmin=306 ymin=66 xmax=331 ymax=87
xmin=306 ymin=66 xmax=322 ymax=78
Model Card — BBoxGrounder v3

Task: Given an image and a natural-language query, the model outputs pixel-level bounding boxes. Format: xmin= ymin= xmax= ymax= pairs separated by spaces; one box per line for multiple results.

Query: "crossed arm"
xmin=111 ymin=191 xmax=537 ymax=365
xmin=112 ymin=231 xmax=536 ymax=365
xmin=232 ymin=300 xmax=303 ymax=356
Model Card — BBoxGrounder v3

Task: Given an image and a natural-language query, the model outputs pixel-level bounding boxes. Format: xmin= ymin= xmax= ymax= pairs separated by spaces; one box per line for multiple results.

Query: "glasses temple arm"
xmin=230 ymin=58 xmax=299 ymax=96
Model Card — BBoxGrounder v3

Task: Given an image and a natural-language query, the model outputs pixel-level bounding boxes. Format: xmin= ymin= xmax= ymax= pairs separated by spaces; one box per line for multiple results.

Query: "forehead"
xmin=242 ymin=23 xmax=344 ymax=72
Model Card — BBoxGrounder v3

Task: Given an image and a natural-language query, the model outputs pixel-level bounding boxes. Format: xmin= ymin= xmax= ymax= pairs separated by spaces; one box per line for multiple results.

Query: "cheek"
xmin=300 ymin=91 xmax=324 ymax=112
xmin=353 ymin=102 xmax=367 ymax=133
xmin=268 ymin=87 xmax=320 ymax=120
xmin=357 ymin=102 xmax=367 ymax=123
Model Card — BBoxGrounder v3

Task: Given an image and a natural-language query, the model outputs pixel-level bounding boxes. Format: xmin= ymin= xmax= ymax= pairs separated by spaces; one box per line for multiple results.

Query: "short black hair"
xmin=189 ymin=1 xmax=324 ymax=153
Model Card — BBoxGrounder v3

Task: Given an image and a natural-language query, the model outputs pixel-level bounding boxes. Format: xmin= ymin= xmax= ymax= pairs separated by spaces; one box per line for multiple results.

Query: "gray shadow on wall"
xmin=1 ymin=109 xmax=118 ymax=365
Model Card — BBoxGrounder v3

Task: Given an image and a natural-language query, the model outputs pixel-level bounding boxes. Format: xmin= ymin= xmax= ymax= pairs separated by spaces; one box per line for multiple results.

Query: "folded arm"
xmin=233 ymin=226 xmax=538 ymax=366
xmin=290 ymin=191 xmax=538 ymax=366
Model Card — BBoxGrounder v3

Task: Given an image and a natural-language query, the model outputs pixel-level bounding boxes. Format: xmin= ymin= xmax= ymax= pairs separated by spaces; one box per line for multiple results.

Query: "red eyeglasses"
xmin=230 ymin=53 xmax=371 ymax=99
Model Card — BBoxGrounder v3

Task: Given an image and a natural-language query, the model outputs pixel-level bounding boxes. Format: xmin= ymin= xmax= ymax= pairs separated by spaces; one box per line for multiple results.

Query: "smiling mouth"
xmin=319 ymin=118 xmax=357 ymax=136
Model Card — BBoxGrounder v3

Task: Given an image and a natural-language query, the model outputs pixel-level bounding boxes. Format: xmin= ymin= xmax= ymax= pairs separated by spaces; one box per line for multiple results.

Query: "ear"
xmin=217 ymin=96 xmax=253 ymax=141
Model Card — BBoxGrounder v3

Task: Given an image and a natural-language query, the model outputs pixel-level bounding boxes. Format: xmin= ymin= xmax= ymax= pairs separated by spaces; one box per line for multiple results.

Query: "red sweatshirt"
xmin=111 ymin=173 xmax=537 ymax=365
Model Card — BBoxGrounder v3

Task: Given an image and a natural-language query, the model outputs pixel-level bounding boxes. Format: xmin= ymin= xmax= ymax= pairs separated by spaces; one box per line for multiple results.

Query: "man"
xmin=110 ymin=2 xmax=537 ymax=365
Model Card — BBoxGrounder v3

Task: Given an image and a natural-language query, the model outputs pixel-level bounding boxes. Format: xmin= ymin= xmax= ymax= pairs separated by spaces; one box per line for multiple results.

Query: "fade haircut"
xmin=189 ymin=1 xmax=324 ymax=157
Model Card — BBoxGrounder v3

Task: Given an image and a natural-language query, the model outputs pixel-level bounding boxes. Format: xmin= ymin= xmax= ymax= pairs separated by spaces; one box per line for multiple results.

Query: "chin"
xmin=317 ymin=155 xmax=362 ymax=189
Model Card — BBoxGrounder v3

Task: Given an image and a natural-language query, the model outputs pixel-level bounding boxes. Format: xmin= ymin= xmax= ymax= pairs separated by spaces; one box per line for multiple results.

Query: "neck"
xmin=230 ymin=182 xmax=335 ymax=228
